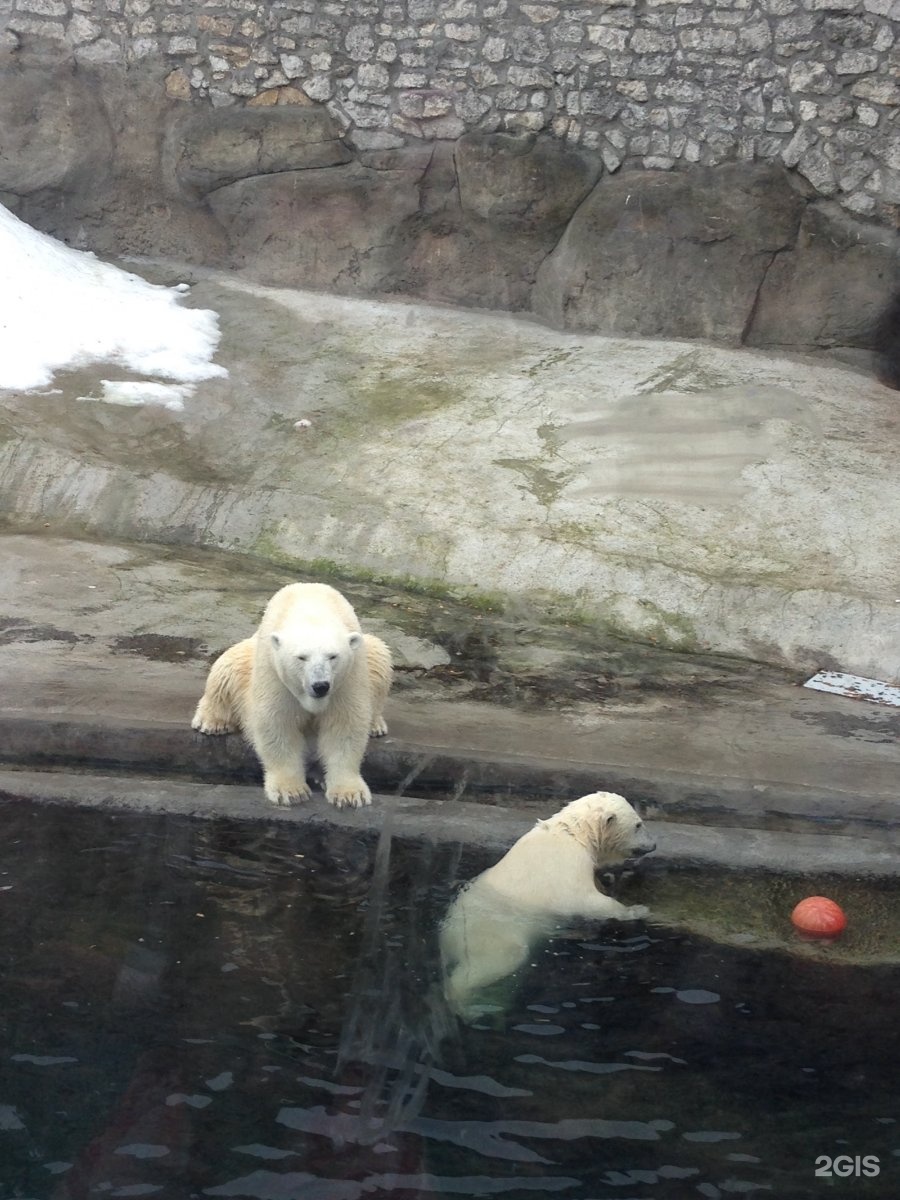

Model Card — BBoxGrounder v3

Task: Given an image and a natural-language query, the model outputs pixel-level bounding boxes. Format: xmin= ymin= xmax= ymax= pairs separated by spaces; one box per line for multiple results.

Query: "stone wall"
xmin=2 ymin=0 xmax=898 ymax=225
xmin=0 ymin=3 xmax=896 ymax=355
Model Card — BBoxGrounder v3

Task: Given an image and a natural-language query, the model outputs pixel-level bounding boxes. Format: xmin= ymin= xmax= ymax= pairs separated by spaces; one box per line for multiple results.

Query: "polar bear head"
xmin=269 ymin=620 xmax=363 ymax=714
xmin=541 ymin=791 xmax=655 ymax=866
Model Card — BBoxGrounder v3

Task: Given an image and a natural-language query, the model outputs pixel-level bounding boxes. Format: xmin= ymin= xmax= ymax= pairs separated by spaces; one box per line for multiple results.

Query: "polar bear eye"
xmin=297 ymin=654 xmax=308 ymax=662
xmin=327 ymin=654 xmax=338 ymax=662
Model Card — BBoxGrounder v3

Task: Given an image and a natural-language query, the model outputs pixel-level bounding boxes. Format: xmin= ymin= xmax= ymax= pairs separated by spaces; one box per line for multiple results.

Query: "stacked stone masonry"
xmin=2 ymin=0 xmax=898 ymax=225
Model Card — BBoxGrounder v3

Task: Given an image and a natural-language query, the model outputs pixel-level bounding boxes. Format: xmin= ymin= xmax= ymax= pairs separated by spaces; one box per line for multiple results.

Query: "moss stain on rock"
xmin=629 ymin=600 xmax=701 ymax=653
xmin=250 ymin=531 xmax=505 ymax=613
xmin=634 ymin=349 xmax=733 ymax=395
xmin=493 ymin=456 xmax=575 ymax=507
xmin=524 ymin=347 xmax=577 ymax=377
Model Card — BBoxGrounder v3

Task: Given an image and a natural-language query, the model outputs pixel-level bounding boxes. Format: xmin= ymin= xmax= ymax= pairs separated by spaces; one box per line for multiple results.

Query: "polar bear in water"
xmin=440 ymin=792 xmax=655 ymax=1020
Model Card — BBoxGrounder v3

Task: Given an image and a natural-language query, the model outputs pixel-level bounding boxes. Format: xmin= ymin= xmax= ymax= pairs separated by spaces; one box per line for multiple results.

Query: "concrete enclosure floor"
xmin=1 ymin=533 xmax=898 ymax=882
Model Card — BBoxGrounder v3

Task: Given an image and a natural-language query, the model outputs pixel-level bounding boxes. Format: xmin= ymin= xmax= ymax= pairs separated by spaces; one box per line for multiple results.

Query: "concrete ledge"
xmin=3 ymin=696 xmax=900 ymax=843
xmin=3 ymin=768 xmax=899 ymax=877
xmin=3 ymin=712 xmax=900 ymax=845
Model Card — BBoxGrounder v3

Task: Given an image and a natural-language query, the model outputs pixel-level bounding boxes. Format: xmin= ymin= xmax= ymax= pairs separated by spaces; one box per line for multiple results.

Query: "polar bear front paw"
xmin=193 ymin=716 xmax=238 ymax=735
xmin=369 ymin=716 xmax=388 ymax=738
xmin=191 ymin=705 xmax=237 ymax=736
xmin=326 ymin=777 xmax=372 ymax=810
xmin=625 ymin=904 xmax=650 ymax=920
xmin=263 ymin=773 xmax=312 ymax=808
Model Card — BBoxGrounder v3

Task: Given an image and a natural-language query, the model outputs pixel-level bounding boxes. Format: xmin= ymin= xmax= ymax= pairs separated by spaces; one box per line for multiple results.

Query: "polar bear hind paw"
xmin=263 ymin=773 xmax=312 ymax=808
xmin=326 ymin=777 xmax=372 ymax=809
xmin=625 ymin=904 xmax=650 ymax=920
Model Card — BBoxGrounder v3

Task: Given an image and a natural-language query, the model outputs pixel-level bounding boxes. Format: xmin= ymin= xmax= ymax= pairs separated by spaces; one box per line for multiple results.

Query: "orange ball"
xmin=791 ymin=896 xmax=847 ymax=937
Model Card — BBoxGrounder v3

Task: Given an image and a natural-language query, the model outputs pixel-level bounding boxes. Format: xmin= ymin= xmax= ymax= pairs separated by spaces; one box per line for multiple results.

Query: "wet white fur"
xmin=440 ymin=792 xmax=654 ymax=1019
xmin=192 ymin=583 xmax=392 ymax=809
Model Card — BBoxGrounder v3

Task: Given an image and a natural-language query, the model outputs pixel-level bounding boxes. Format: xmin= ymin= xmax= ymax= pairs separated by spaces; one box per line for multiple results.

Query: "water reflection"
xmin=334 ymin=818 xmax=457 ymax=1143
xmin=0 ymin=800 xmax=898 ymax=1199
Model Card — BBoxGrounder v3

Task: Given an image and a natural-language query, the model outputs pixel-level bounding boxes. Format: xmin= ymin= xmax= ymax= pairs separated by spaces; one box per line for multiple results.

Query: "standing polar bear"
xmin=440 ymin=792 xmax=655 ymax=1020
xmin=192 ymin=582 xmax=392 ymax=809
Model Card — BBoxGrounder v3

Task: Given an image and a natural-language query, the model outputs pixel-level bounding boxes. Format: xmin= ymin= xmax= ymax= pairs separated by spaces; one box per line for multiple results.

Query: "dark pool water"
xmin=1 ymin=801 xmax=898 ymax=1200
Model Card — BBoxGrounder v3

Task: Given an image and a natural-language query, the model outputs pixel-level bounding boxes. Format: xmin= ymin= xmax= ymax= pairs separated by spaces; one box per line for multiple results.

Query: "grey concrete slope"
xmin=1 ymin=268 xmax=898 ymax=678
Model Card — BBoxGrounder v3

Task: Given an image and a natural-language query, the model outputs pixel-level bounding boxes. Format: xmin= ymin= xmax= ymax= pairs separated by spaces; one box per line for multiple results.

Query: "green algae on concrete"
xmin=643 ymin=867 xmax=900 ymax=967
xmin=354 ymin=374 xmax=465 ymax=426
xmin=632 ymin=347 xmax=735 ymax=395
xmin=598 ymin=596 xmax=702 ymax=654
xmin=250 ymin=532 xmax=504 ymax=614
xmin=523 ymin=347 xmax=579 ymax=376
xmin=493 ymin=456 xmax=575 ymax=507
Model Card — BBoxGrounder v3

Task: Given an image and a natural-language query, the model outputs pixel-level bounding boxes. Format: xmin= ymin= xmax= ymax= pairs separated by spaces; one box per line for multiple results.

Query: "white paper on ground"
xmin=803 ymin=671 xmax=900 ymax=708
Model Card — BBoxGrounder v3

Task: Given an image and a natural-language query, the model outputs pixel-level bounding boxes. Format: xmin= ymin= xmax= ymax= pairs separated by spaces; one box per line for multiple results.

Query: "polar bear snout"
xmin=311 ymin=680 xmax=331 ymax=698
xmin=630 ymin=838 xmax=656 ymax=858
xmin=620 ymin=820 xmax=655 ymax=860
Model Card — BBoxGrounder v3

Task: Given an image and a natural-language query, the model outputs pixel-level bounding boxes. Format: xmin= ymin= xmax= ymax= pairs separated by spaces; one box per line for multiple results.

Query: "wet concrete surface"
xmin=1 ymin=533 xmax=898 ymax=878
xmin=1 ymin=263 xmax=898 ymax=678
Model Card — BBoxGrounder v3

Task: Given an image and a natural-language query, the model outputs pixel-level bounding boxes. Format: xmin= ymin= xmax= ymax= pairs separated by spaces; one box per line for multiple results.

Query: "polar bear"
xmin=192 ymin=582 xmax=392 ymax=809
xmin=440 ymin=792 xmax=654 ymax=1020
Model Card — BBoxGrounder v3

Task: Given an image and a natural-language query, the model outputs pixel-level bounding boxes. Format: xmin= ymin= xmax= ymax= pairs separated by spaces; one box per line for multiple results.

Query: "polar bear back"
xmin=479 ymin=828 xmax=604 ymax=915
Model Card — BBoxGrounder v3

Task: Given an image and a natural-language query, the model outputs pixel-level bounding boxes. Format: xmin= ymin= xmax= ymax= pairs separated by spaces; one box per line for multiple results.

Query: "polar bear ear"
xmin=348 ymin=632 xmax=363 ymax=651
xmin=270 ymin=632 xmax=282 ymax=649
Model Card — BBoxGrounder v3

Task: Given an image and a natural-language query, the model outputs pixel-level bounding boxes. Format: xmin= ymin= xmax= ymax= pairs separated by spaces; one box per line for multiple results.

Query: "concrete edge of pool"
xmin=1 ymin=534 xmax=897 ymax=881
xmin=2 ymin=767 xmax=899 ymax=879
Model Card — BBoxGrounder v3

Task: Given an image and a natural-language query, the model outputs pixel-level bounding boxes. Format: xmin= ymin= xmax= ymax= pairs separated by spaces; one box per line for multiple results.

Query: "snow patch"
xmin=81 ymin=381 xmax=196 ymax=411
xmin=0 ymin=205 xmax=225 ymax=394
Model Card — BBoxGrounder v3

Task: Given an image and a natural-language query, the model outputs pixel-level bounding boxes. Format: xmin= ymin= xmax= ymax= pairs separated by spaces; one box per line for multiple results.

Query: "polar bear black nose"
xmin=311 ymin=681 xmax=330 ymax=698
